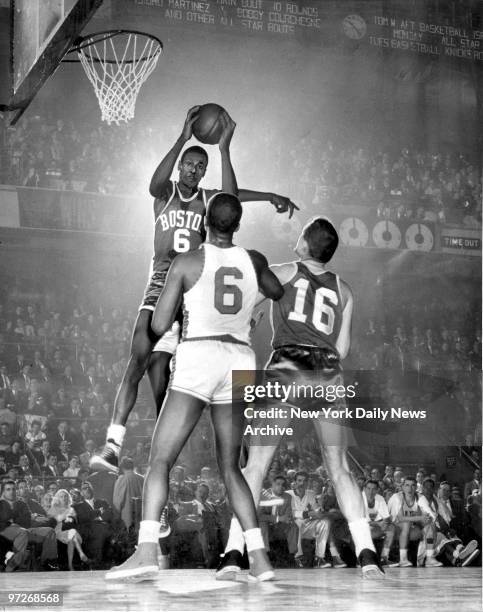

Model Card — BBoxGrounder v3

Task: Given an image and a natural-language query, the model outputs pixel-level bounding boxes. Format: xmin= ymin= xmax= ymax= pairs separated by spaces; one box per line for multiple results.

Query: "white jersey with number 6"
xmin=181 ymin=243 xmax=258 ymax=344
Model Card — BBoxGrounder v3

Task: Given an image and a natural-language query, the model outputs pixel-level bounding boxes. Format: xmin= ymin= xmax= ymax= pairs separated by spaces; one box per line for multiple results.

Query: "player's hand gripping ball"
xmin=192 ymin=103 xmax=227 ymax=144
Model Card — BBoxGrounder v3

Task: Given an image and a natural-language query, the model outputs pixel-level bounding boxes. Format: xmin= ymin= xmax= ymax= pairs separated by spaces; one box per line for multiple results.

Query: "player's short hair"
xmin=207 ymin=192 xmax=242 ymax=234
xmin=181 ymin=146 xmax=208 ymax=164
xmin=423 ymin=477 xmax=435 ymax=487
xmin=302 ymin=217 xmax=339 ymax=263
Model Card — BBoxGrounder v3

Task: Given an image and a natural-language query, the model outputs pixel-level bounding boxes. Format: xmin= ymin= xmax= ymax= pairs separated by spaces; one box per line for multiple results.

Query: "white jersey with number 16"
xmin=181 ymin=243 xmax=258 ymax=344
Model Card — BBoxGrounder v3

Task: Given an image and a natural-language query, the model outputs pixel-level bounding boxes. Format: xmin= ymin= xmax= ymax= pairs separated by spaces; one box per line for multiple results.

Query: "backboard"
xmin=3 ymin=0 xmax=104 ymax=124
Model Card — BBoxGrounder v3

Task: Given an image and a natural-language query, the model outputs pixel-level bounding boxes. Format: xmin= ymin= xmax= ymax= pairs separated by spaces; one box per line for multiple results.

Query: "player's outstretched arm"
xmin=238 ymin=190 xmax=299 ymax=218
xmin=335 ymin=280 xmax=353 ymax=360
xmin=151 ymin=257 xmax=185 ymax=336
xmin=248 ymin=250 xmax=284 ymax=302
xmin=218 ymin=111 xmax=238 ymax=196
xmin=149 ymin=106 xmax=200 ymax=198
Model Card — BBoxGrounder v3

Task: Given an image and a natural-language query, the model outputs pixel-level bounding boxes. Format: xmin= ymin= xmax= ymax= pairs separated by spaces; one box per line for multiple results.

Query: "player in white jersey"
xmin=105 ymin=193 xmax=283 ymax=582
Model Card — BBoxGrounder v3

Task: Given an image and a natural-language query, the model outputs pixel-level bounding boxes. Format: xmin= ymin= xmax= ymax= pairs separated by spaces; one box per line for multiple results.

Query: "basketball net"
xmin=77 ymin=32 xmax=162 ymax=125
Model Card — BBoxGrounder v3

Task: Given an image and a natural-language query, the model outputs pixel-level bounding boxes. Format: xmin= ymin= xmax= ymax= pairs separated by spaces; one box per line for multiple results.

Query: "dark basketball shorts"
xmin=140 ymin=270 xmax=179 ymax=355
xmin=265 ymin=345 xmax=346 ymax=411
xmin=140 ymin=270 xmax=168 ymax=311
xmin=245 ymin=345 xmax=351 ymax=447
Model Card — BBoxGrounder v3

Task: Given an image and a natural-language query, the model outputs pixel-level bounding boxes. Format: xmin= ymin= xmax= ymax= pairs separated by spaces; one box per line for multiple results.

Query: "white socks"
xmin=138 ymin=520 xmax=160 ymax=544
xmin=244 ymin=528 xmax=264 ymax=553
xmin=224 ymin=518 xmax=244 ymax=554
xmin=107 ymin=424 xmax=126 ymax=450
xmin=348 ymin=519 xmax=376 ymax=556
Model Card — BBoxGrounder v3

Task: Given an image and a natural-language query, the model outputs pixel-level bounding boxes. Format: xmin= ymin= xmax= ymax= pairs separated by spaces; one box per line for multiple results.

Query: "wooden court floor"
xmin=0 ymin=568 xmax=480 ymax=612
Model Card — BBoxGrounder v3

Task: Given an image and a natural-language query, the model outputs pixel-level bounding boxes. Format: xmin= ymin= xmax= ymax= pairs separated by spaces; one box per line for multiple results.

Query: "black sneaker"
xmin=215 ymin=550 xmax=243 ymax=581
xmin=159 ymin=507 xmax=171 ymax=538
xmin=89 ymin=443 xmax=119 ymax=473
xmin=358 ymin=548 xmax=385 ymax=579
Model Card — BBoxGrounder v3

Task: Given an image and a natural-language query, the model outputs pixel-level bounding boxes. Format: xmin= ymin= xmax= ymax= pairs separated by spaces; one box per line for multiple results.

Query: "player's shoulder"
xmin=337 ymin=276 xmax=353 ymax=305
xmin=247 ymin=249 xmax=269 ymax=267
xmin=153 ymin=180 xmax=174 ymax=204
xmin=169 ymin=249 xmax=202 ymax=273
xmin=269 ymin=261 xmax=298 ymax=285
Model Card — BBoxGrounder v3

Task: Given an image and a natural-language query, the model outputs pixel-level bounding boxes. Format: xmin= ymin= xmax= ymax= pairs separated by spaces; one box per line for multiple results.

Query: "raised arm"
xmin=149 ymin=106 xmax=200 ymax=198
xmin=248 ymin=250 xmax=284 ymax=302
xmin=238 ymin=189 xmax=299 ymax=219
xmin=151 ymin=257 xmax=185 ymax=336
xmin=218 ymin=111 xmax=238 ymax=196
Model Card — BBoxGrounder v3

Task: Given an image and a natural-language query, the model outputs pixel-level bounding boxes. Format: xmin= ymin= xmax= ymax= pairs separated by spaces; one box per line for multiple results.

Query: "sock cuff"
xmin=138 ymin=520 xmax=160 ymax=543
xmin=107 ymin=424 xmax=126 ymax=446
xmin=244 ymin=528 xmax=265 ymax=553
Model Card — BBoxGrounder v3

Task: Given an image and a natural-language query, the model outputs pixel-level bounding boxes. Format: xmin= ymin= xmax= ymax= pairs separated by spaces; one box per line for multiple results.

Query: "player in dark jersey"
xmin=91 ymin=107 xmax=298 ymax=474
xmin=217 ymin=217 xmax=385 ymax=580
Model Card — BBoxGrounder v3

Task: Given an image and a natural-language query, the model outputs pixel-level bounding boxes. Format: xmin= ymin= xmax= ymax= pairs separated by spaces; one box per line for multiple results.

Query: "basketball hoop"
xmin=70 ymin=30 xmax=163 ymax=125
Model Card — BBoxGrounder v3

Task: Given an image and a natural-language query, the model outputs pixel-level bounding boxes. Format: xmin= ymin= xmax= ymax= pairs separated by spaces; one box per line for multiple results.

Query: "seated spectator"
xmin=0 ymin=479 xmax=58 ymax=571
xmin=79 ymin=439 xmax=96 ymax=469
xmin=73 ymin=482 xmax=113 ymax=569
xmin=464 ymin=469 xmax=481 ymax=502
xmin=387 ymin=476 xmax=442 ymax=567
xmin=286 ymin=471 xmax=343 ymax=568
xmin=0 ymin=399 xmax=18 ymax=433
xmin=174 ymin=482 xmax=221 ymax=568
xmin=16 ymin=480 xmax=55 ymax=529
xmin=0 ymin=423 xmax=14 ymax=452
xmin=362 ymin=480 xmax=396 ymax=564
xmin=49 ymin=420 xmax=76 ymax=453
xmin=6 ymin=440 xmax=23 ymax=468
xmin=48 ymin=489 xmax=90 ymax=570
xmin=438 ymin=481 xmax=470 ymax=540
xmin=42 ymin=454 xmax=61 ymax=482
xmin=258 ymin=475 xmax=297 ymax=560
xmin=56 ymin=440 xmax=72 ymax=471
xmin=25 ymin=420 xmax=46 ymax=448
xmin=63 ymin=456 xmax=81 ymax=481
xmin=419 ymin=478 xmax=479 ymax=567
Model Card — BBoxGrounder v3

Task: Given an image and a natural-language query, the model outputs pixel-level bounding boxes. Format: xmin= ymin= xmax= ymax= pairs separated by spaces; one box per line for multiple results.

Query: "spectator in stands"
xmin=112 ymin=457 xmax=143 ymax=531
xmin=16 ymin=480 xmax=54 ymax=530
xmin=0 ymin=423 xmax=15 ymax=452
xmin=287 ymin=471 xmax=339 ymax=568
xmin=464 ymin=469 xmax=481 ymax=501
xmin=6 ymin=440 xmax=23 ymax=468
xmin=48 ymin=489 xmax=90 ymax=570
xmin=419 ymin=478 xmax=479 ymax=567
xmin=63 ymin=456 xmax=81 ymax=481
xmin=387 ymin=476 xmax=442 ymax=567
xmin=42 ymin=454 xmax=61 ymax=481
xmin=79 ymin=440 xmax=96 ymax=469
xmin=258 ymin=475 xmax=297 ymax=559
xmin=73 ymin=482 xmax=113 ymax=569
xmin=25 ymin=420 xmax=46 ymax=447
xmin=0 ymin=479 xmax=58 ymax=571
xmin=362 ymin=480 xmax=395 ymax=565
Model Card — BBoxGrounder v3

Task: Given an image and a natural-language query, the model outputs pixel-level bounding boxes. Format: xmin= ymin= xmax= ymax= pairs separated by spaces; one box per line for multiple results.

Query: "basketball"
xmin=192 ymin=103 xmax=226 ymax=144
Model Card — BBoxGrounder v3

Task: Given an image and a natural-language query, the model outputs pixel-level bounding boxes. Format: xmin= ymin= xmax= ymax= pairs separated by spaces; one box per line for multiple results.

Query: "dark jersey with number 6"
xmin=271 ymin=262 xmax=343 ymax=352
xmin=152 ymin=181 xmax=210 ymax=273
